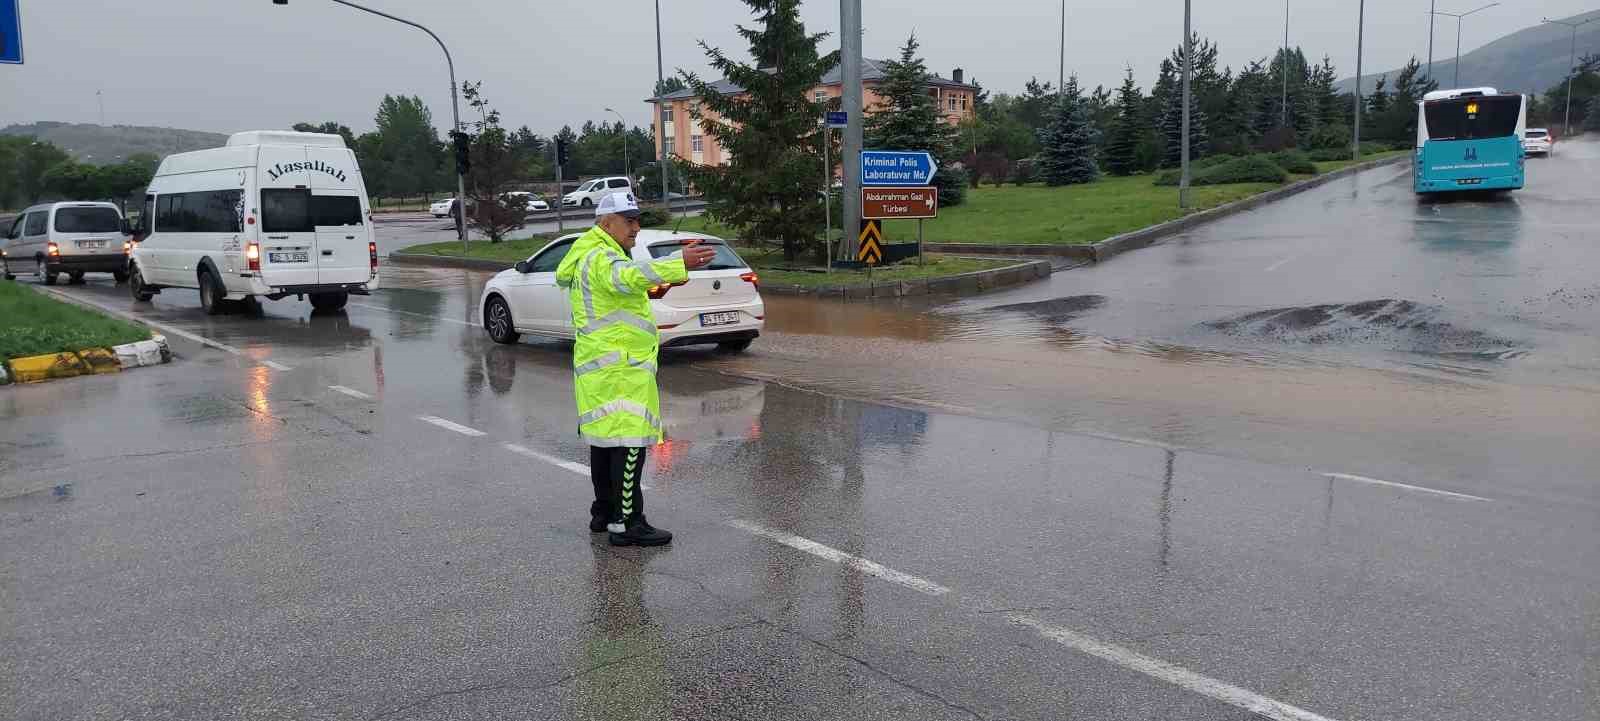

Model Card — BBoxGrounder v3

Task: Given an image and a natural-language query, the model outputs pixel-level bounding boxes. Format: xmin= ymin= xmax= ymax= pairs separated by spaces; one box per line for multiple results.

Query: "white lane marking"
xmin=417 ymin=416 xmax=487 ymax=437
xmin=1264 ymin=257 xmax=1294 ymax=272
xmin=34 ymin=286 xmax=291 ymax=370
xmin=328 ymin=385 xmax=373 ymax=400
xmin=728 ymin=520 xmax=951 ymax=596
xmin=1323 ymin=473 xmax=1491 ymax=502
xmin=1008 ymin=615 xmax=1340 ymax=721
xmin=347 ymin=301 xmax=476 ymax=327
xmin=503 ymin=443 xmax=590 ymax=476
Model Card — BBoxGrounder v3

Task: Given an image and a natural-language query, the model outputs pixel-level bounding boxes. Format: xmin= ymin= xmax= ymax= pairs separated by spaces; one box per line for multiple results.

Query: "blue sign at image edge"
xmin=0 ymin=0 xmax=22 ymax=65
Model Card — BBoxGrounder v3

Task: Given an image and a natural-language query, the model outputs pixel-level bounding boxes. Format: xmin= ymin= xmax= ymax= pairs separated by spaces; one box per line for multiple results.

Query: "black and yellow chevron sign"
xmin=857 ymin=220 xmax=884 ymax=265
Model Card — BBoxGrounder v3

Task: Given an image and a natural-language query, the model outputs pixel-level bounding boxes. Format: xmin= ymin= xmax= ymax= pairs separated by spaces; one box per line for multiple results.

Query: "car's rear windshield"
xmin=53 ymin=206 xmax=121 ymax=233
xmin=1423 ymin=95 xmax=1522 ymax=140
xmin=647 ymin=239 xmax=747 ymax=271
xmin=1526 ymin=130 xmax=1548 ymax=137
xmin=262 ymin=189 xmax=363 ymax=231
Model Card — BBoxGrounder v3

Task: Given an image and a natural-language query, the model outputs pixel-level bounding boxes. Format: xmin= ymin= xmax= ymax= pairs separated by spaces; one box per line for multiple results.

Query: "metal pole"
xmin=1428 ymin=0 xmax=1436 ymax=78
xmin=306 ymin=0 xmax=470 ymax=245
xmin=1282 ymin=0 xmax=1289 ymax=127
xmin=554 ymin=161 xmax=564 ymax=234
xmin=1354 ymin=0 xmax=1365 ymax=161
xmin=1544 ymin=18 xmax=1595 ymax=138
xmin=97 ymin=90 xmax=105 ymax=126
xmin=1179 ymin=0 xmax=1192 ymax=208
xmin=917 ymin=218 xmax=924 ymax=266
xmin=841 ymin=0 xmax=863 ymax=259
xmin=1454 ymin=17 xmax=1462 ymax=87
xmin=605 ymin=108 xmax=628 ymax=179
xmin=823 ymin=120 xmax=832 ymax=273
xmin=1059 ymin=0 xmax=1066 ymax=95
xmin=655 ymin=0 xmax=671 ymax=216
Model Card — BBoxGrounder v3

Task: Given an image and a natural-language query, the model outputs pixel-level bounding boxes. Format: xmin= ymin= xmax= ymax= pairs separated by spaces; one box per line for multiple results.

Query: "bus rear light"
xmin=369 ymin=241 xmax=378 ymax=270
xmin=245 ymin=242 xmax=261 ymax=272
xmin=47 ymin=242 xmax=60 ymax=257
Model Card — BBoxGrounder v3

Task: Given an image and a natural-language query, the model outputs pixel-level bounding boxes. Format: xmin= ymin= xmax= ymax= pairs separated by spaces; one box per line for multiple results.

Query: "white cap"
xmin=594 ymin=191 xmax=641 ymax=218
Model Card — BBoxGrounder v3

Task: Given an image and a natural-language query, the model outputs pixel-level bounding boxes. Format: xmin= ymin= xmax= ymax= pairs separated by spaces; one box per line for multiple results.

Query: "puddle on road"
xmin=982 ymin=295 xmax=1107 ymax=323
xmin=1203 ymin=299 xmax=1529 ymax=361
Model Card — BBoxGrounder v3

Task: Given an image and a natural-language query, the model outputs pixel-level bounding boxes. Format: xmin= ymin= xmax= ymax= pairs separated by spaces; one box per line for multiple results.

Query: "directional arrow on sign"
xmin=860 ymin=150 xmax=938 ymax=186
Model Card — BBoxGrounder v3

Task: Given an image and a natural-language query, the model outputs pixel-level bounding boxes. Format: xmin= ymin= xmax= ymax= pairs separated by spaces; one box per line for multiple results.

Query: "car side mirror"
xmin=514 ymin=260 xmax=531 ymax=274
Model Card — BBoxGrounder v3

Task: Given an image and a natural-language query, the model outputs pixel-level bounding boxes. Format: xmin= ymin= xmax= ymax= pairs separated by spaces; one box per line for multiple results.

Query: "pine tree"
xmin=1159 ymin=80 xmax=1209 ymax=167
xmin=1037 ymin=77 xmax=1100 ymax=185
xmin=1103 ymin=67 xmax=1145 ymax=176
xmin=866 ymin=33 xmax=963 ymax=206
xmin=1585 ymin=97 xmax=1600 ymax=133
xmin=682 ymin=0 xmax=838 ymax=262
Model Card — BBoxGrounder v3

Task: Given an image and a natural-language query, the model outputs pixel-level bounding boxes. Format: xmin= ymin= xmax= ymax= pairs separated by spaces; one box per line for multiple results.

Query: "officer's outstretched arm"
xmin=598 ymin=251 xmax=689 ymax=295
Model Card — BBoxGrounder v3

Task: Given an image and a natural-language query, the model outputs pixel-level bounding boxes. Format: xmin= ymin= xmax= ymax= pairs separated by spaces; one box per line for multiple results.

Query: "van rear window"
xmin=262 ymin=190 xmax=364 ymax=232
xmin=54 ymin=207 xmax=122 ymax=233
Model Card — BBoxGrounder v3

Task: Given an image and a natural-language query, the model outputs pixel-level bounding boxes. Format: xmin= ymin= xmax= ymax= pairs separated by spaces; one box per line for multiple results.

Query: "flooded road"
xmin=2 ymin=146 xmax=1597 ymax=721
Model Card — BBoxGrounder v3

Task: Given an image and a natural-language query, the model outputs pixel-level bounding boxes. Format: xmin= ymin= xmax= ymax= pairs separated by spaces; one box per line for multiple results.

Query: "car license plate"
xmin=700 ymin=311 xmax=740 ymax=327
xmin=77 ymin=240 xmax=108 ymax=249
xmin=270 ymin=251 xmax=310 ymax=263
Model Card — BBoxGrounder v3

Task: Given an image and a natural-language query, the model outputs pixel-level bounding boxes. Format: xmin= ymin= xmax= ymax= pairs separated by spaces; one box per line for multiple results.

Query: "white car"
xmin=563 ymin=176 xmax=633 ymax=208
xmin=1523 ymin=128 xmax=1552 ymax=156
xmin=479 ymin=230 xmax=763 ymax=353
xmin=505 ymin=191 xmax=550 ymax=212
xmin=429 ymin=197 xmax=463 ymax=218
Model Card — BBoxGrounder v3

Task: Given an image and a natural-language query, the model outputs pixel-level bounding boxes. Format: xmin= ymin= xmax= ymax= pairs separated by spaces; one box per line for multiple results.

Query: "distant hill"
xmin=1339 ymin=9 xmax=1600 ymax=95
xmin=0 ymin=122 xmax=228 ymax=164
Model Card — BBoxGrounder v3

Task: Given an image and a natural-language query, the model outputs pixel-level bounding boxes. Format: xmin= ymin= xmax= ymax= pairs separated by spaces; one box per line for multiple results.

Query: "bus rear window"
xmin=310 ymin=195 xmax=363 ymax=227
xmin=1424 ymin=96 xmax=1521 ymax=140
xmin=262 ymin=190 xmax=363 ymax=231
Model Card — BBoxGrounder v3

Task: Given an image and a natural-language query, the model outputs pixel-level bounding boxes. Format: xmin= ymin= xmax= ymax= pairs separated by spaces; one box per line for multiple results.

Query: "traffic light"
xmin=556 ymin=138 xmax=571 ymax=168
xmin=451 ymin=131 xmax=471 ymax=175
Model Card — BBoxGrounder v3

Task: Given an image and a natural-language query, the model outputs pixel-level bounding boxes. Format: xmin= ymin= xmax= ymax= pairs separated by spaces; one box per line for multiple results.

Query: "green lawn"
xmin=402 ymin=235 xmax=565 ymax=262
xmin=0 ymin=282 xmax=151 ymax=361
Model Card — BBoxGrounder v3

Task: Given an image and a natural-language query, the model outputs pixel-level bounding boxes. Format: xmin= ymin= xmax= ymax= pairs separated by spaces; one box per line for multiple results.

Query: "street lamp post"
xmin=654 ymin=0 xmax=674 ymax=217
xmin=1431 ymin=3 xmax=1499 ymax=88
xmin=1179 ymin=0 xmax=1192 ymax=208
xmin=271 ymin=0 xmax=468 ymax=245
xmin=604 ymin=107 xmax=630 ymax=180
xmin=1281 ymin=0 xmax=1289 ymax=128
xmin=1354 ymin=0 xmax=1365 ymax=161
xmin=1542 ymin=16 xmax=1598 ymax=138
xmin=1428 ymin=0 xmax=1437 ymax=79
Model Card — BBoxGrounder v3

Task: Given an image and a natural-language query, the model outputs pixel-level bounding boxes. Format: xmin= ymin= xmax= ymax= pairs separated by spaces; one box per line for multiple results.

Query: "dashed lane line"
xmin=328 ymin=385 xmax=374 ymax=400
xmin=1323 ymin=472 xmax=1491 ymax=502
xmin=416 ymin=416 xmax=487 ymax=437
xmin=503 ymin=443 xmax=590 ymax=476
xmin=1008 ymin=615 xmax=1341 ymax=721
xmin=727 ymin=519 xmax=952 ymax=596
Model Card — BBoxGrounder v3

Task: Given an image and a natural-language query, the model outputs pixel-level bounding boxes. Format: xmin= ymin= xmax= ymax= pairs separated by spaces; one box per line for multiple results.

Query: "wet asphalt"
xmin=2 ymin=143 xmax=1597 ymax=721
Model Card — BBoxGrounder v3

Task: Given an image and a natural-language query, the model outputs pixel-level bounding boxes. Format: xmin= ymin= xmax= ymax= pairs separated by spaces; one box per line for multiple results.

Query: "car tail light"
xmin=47 ymin=242 xmax=60 ymax=257
xmin=246 ymin=242 xmax=261 ymax=272
xmin=122 ymin=241 xmax=132 ymax=256
xmin=368 ymin=241 xmax=378 ymax=270
xmin=648 ymin=284 xmax=671 ymax=300
xmin=740 ymin=272 xmax=759 ymax=288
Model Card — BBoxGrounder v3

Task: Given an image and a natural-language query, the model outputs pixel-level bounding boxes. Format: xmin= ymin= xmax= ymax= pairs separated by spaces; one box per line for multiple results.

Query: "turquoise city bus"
xmin=1413 ymin=87 xmax=1526 ymax=195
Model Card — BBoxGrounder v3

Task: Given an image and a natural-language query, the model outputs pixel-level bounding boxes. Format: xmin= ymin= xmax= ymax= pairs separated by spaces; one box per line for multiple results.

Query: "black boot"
xmin=609 ymin=515 xmax=673 ymax=546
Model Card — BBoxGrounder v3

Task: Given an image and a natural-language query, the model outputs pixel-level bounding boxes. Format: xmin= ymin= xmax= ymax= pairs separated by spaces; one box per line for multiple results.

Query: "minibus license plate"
xmin=270 ymin=251 xmax=310 ymax=263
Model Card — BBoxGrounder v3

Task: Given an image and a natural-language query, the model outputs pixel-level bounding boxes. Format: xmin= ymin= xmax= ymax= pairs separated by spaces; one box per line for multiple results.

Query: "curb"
xmin=756 ymin=259 xmax=1052 ymax=299
xmin=923 ymin=153 xmax=1410 ymax=263
xmin=389 ymin=252 xmax=1054 ymax=301
xmin=389 ymin=252 xmax=515 ymax=272
xmin=3 ymin=335 xmax=169 ymax=384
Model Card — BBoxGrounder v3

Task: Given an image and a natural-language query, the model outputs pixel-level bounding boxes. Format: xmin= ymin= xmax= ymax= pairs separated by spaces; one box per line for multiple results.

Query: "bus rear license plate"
xmin=701 ymin=311 xmax=740 ymax=327
xmin=270 ymin=251 xmax=309 ymax=263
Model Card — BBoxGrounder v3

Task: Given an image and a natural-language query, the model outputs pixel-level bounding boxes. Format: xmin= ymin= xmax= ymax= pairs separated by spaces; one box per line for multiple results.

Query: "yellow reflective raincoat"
xmin=555 ymin=225 xmax=688 ymax=447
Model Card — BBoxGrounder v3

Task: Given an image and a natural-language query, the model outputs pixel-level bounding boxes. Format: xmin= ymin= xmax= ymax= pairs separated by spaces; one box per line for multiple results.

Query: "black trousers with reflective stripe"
xmin=590 ymin=446 xmax=647 ymax=524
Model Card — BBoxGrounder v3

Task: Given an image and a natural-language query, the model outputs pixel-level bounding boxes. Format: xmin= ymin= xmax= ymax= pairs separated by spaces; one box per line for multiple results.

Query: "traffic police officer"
xmin=556 ymin=191 xmax=713 ymax=546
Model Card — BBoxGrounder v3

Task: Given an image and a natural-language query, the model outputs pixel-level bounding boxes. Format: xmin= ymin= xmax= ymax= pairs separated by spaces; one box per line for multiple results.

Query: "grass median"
xmin=0 ymin=282 xmax=151 ymax=361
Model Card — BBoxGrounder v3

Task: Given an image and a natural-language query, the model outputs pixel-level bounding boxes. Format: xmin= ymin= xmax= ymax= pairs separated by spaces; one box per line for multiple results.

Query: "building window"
xmin=664 ymin=138 xmax=675 ymax=155
xmin=961 ymin=96 xmax=968 ymax=110
xmin=662 ymin=106 xmax=674 ymax=123
xmin=948 ymin=96 xmax=957 ymax=111
xmin=692 ymin=135 xmax=704 ymax=152
xmin=815 ymin=90 xmax=827 ymax=101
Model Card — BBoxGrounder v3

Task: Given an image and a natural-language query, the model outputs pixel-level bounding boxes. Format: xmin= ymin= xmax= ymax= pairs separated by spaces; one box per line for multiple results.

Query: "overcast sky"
xmin=3 ymin=0 xmax=1594 ymax=138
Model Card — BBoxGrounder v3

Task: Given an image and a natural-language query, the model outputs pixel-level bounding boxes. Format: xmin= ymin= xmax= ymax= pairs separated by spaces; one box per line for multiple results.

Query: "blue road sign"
xmin=825 ymin=111 xmax=848 ymax=128
xmin=0 ymin=0 xmax=20 ymax=65
xmin=860 ymin=150 xmax=937 ymax=186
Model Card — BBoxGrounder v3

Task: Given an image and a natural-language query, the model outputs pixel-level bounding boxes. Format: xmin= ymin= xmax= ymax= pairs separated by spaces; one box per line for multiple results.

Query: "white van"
xmin=2 ymin=202 xmax=130 ymax=285
xmin=128 ymin=130 xmax=378 ymax=314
